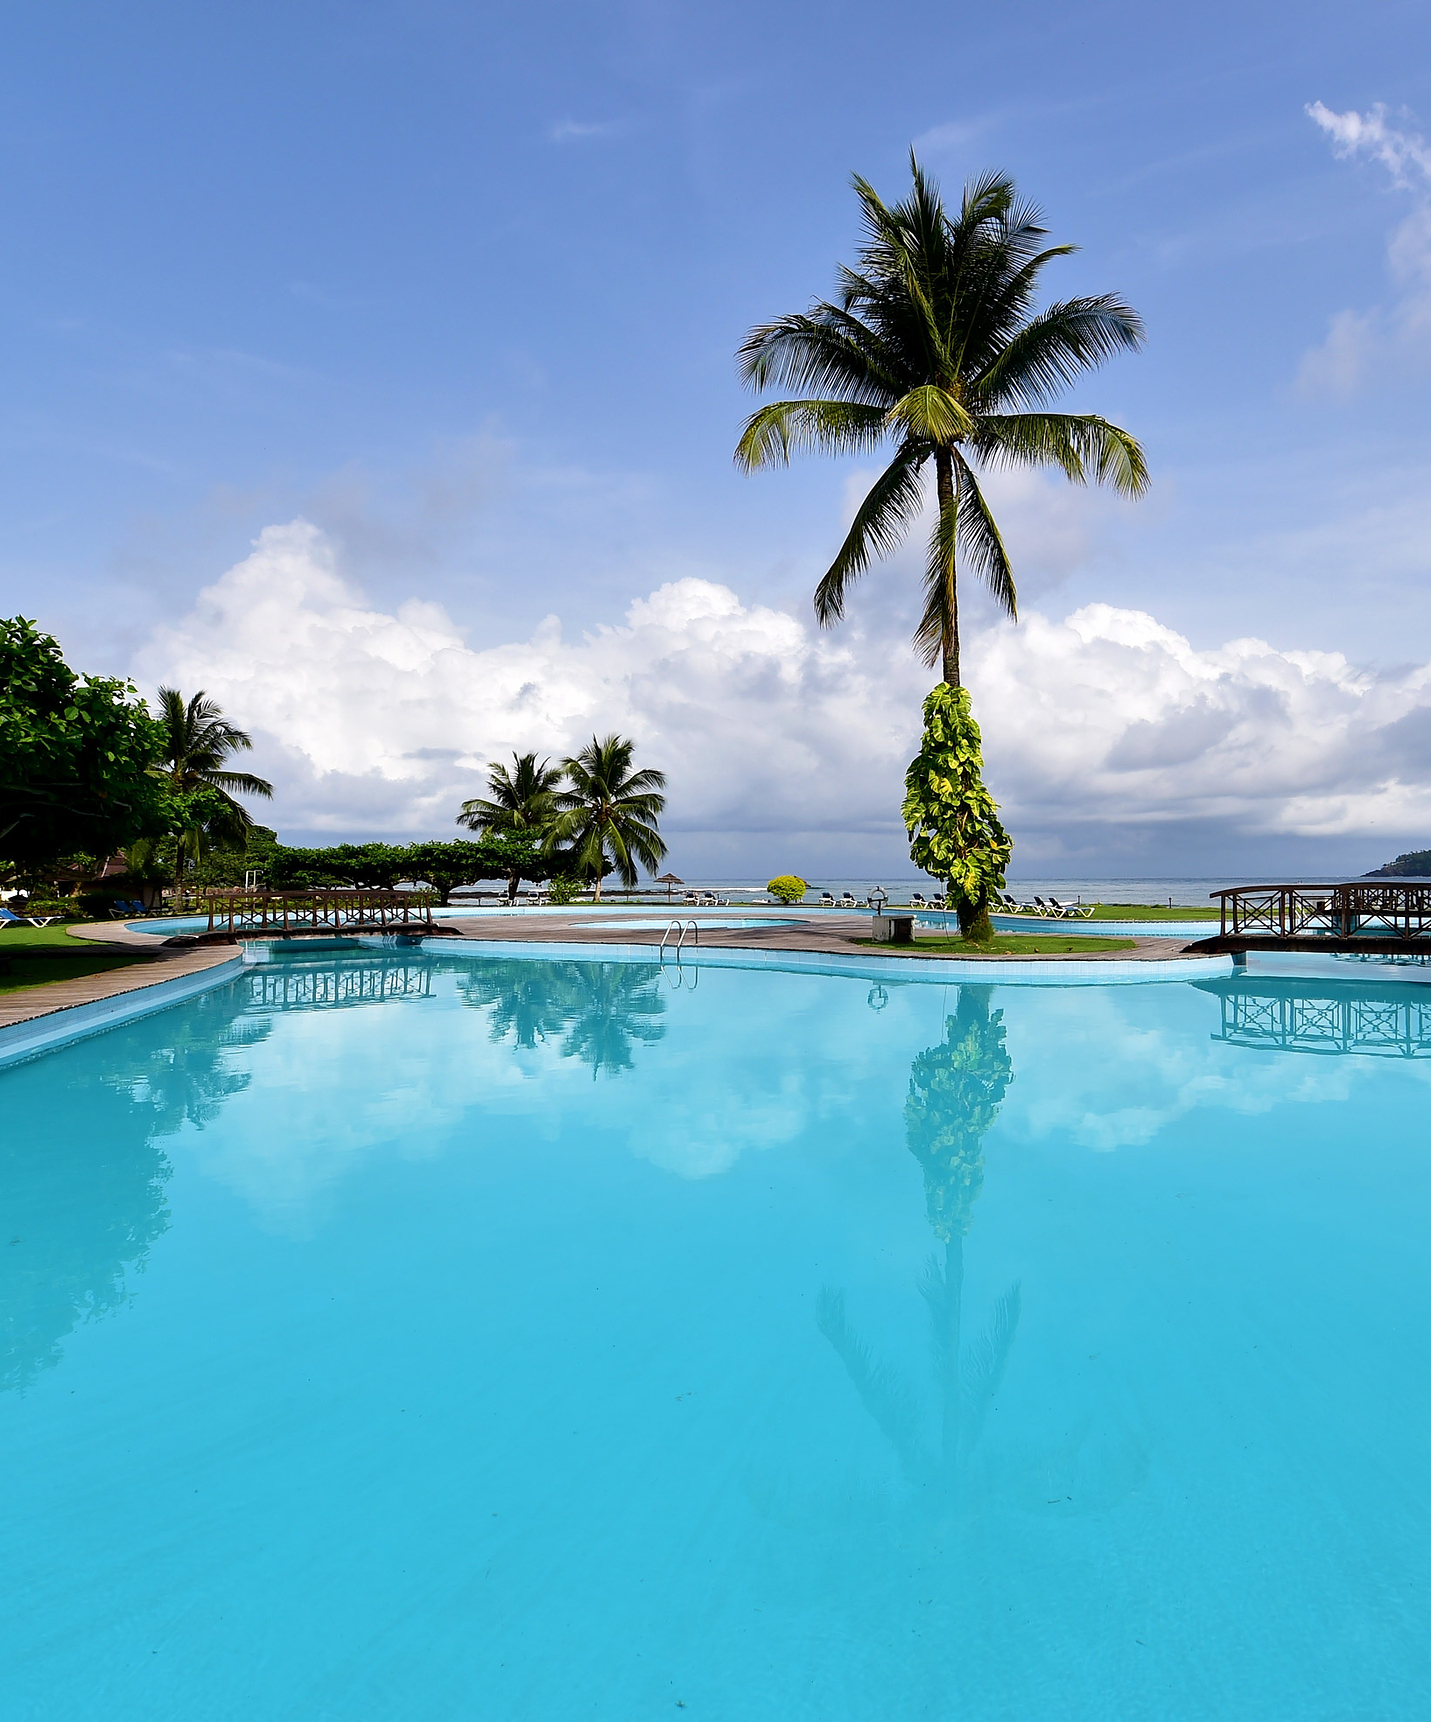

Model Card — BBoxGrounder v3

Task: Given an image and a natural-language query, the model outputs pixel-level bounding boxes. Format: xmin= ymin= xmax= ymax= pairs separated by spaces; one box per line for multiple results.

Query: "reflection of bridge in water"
xmin=1195 ymin=975 xmax=1431 ymax=1058
xmin=247 ymin=959 xmax=437 ymax=1013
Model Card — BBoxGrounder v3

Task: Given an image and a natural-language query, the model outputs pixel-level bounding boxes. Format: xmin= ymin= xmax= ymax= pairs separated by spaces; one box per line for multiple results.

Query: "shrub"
xmin=767 ymin=875 xmax=809 ymax=904
xmin=546 ymin=876 xmax=583 ymax=906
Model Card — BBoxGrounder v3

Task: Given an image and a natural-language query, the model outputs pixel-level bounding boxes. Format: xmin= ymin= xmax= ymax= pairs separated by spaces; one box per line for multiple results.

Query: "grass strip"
xmin=855 ymin=934 xmax=1137 ymax=956
xmin=0 ymin=950 xmax=150 ymax=995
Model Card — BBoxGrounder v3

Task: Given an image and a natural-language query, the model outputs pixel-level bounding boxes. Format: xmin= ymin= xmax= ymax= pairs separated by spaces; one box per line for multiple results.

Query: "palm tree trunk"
xmin=935 ymin=448 xmax=960 ymax=688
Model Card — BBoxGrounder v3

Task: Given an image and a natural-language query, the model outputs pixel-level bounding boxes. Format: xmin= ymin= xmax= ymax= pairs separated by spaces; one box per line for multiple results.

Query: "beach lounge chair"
xmin=839 ymin=892 xmax=857 ymax=908
xmin=911 ymin=892 xmax=926 ymax=907
xmin=1048 ymin=896 xmax=1093 ymax=919
xmin=820 ymin=892 xmax=835 ymax=907
xmin=0 ymin=905 xmax=39 ymax=929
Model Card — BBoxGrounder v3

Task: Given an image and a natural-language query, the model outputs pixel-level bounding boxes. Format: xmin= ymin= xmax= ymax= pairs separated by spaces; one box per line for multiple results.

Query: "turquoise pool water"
xmin=4 ymin=949 xmax=1431 ymax=1719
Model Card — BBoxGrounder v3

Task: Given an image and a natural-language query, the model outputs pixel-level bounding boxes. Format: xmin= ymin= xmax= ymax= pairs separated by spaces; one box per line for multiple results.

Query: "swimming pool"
xmin=5 ymin=947 xmax=1430 ymax=1718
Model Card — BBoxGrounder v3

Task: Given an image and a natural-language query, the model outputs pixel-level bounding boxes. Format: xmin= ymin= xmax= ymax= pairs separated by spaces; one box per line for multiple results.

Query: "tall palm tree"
xmin=547 ymin=734 xmax=667 ymax=902
xmin=735 ymin=159 xmax=1148 ymax=686
xmin=153 ymin=687 xmax=272 ymax=862
xmin=457 ymin=751 xmax=563 ymax=901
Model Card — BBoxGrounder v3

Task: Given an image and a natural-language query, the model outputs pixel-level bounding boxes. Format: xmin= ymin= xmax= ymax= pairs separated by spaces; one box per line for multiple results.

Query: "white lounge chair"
xmin=839 ymin=892 xmax=857 ymax=908
xmin=911 ymin=892 xmax=927 ymax=907
xmin=820 ymin=892 xmax=836 ymax=907
xmin=1047 ymin=896 xmax=1093 ymax=919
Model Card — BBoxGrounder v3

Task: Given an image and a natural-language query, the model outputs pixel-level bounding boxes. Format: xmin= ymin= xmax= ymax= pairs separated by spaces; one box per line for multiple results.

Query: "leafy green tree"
xmin=260 ymin=842 xmax=410 ymax=890
xmin=735 ymin=160 xmax=1146 ymax=688
xmin=457 ymin=751 xmax=563 ymax=900
xmin=902 ymin=684 xmax=1011 ymax=941
xmin=548 ymin=734 xmax=667 ymax=902
xmin=0 ymin=616 xmax=169 ymax=869
xmin=153 ymin=688 xmax=273 ymax=867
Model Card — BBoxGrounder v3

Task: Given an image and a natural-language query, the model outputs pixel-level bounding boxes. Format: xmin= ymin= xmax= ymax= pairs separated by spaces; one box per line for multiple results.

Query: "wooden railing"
xmin=171 ymin=888 xmax=436 ymax=936
xmin=1212 ymin=882 xmax=1431 ymax=941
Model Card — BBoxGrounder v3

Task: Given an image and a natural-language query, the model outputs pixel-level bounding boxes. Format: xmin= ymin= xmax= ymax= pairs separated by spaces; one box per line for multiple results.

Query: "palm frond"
xmin=977 ymin=295 xmax=1145 ymax=409
xmin=736 ymin=307 xmax=904 ymax=403
xmin=883 ymin=384 xmax=973 ymax=445
xmin=814 ymin=444 xmax=927 ymax=626
xmin=202 ymin=769 xmax=274 ymax=798
xmin=734 ymin=400 xmax=889 ymax=470
xmin=974 ymin=412 xmax=1149 ymax=496
xmin=953 ymin=453 xmax=1017 ymax=616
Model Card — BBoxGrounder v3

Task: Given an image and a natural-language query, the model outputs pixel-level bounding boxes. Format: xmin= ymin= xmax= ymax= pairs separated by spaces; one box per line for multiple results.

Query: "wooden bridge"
xmin=172 ymin=888 xmax=440 ymax=939
xmin=1186 ymin=880 xmax=1431 ymax=957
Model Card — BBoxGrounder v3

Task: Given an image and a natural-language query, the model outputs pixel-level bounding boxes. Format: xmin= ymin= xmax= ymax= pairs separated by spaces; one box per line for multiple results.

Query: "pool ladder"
xmin=659 ymin=919 xmax=699 ymax=962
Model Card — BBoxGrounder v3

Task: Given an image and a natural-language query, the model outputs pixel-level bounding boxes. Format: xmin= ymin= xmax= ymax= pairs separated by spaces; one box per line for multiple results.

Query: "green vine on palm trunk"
xmin=902 ymin=684 xmax=1011 ymax=942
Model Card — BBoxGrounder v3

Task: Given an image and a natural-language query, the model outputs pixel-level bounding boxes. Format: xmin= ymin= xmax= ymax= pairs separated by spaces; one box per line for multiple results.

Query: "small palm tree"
xmin=735 ymin=159 xmax=1148 ymax=686
xmin=457 ymin=751 xmax=563 ymax=901
xmin=548 ymin=735 xmax=667 ymax=902
xmin=153 ymin=688 xmax=273 ymax=864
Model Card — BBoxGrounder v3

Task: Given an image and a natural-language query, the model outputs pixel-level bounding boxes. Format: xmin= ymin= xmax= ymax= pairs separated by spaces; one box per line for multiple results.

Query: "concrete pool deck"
xmin=432 ymin=909 xmax=1203 ymax=964
xmin=0 ymin=909 xmax=1218 ymax=1040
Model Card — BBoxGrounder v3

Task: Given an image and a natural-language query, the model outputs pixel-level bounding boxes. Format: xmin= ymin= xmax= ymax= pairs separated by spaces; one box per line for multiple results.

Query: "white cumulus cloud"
xmin=1301 ymin=102 xmax=1431 ymax=393
xmin=134 ymin=520 xmax=1431 ymax=865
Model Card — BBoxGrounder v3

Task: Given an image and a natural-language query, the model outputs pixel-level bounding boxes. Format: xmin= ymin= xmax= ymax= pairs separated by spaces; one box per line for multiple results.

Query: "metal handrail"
xmin=659 ymin=919 xmax=700 ymax=960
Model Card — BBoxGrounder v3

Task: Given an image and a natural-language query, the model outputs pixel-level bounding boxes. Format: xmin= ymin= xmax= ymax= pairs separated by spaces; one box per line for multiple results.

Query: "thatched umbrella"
xmin=657 ymin=873 xmax=683 ymax=902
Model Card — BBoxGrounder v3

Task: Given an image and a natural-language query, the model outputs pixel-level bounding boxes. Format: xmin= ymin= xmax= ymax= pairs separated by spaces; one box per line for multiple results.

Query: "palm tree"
xmin=735 ymin=159 xmax=1148 ymax=687
xmin=456 ymin=751 xmax=563 ymax=901
xmin=152 ymin=688 xmax=273 ymax=864
xmin=547 ymin=734 xmax=667 ymax=902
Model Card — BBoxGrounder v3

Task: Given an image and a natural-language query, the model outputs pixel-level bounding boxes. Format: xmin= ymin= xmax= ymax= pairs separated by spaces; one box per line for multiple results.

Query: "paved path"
xmin=0 ymin=923 xmax=239 ymax=1032
xmin=440 ymin=911 xmax=1194 ymax=963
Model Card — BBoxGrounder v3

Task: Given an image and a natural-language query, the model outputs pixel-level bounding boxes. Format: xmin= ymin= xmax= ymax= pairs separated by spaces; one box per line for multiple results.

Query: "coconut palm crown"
xmin=457 ymin=751 xmax=563 ymax=838
xmin=547 ymin=734 xmax=667 ymax=902
xmin=153 ymin=687 xmax=272 ymax=843
xmin=735 ymin=159 xmax=1148 ymax=686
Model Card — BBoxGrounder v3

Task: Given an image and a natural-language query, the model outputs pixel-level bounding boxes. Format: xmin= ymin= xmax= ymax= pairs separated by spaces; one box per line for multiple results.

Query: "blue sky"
xmin=6 ymin=0 xmax=1431 ymax=876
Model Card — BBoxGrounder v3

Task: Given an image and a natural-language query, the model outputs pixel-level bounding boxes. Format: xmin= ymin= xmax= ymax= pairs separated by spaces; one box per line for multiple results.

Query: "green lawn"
xmin=0 ymin=949 xmax=150 ymax=995
xmin=1084 ymin=901 xmax=1218 ymax=920
xmin=856 ymin=934 xmax=1137 ymax=956
xmin=0 ymin=921 xmax=118 ymax=949
xmin=0 ymin=921 xmax=151 ymax=995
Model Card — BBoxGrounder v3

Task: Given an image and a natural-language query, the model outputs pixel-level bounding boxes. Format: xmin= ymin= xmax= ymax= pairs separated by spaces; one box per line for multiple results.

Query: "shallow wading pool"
xmin=3 ymin=946 xmax=1429 ymax=1719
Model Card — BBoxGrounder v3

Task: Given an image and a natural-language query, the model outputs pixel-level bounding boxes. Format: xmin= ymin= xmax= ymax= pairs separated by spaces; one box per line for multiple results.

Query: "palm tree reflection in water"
xmin=2 ymin=988 xmax=271 ymax=1394
xmin=819 ymin=984 xmax=1018 ymax=1495
xmin=458 ymin=958 xmax=665 ymax=1079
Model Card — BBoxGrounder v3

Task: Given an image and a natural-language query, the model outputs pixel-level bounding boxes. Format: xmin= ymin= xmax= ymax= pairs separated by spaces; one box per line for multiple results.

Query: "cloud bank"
xmin=134 ymin=520 xmax=1431 ymax=870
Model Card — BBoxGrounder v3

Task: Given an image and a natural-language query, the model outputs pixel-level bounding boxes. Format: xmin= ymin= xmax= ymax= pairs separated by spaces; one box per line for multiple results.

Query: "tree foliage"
xmin=456 ymin=752 xmax=565 ymax=898
xmin=261 ymin=834 xmax=565 ymax=903
xmin=767 ymin=874 xmax=808 ymax=903
xmin=902 ymin=683 xmax=1011 ymax=941
xmin=736 ymin=159 xmax=1146 ymax=686
xmin=0 ymin=616 xmax=170 ymax=869
xmin=152 ymin=687 xmax=273 ymax=865
xmin=548 ymin=734 xmax=667 ymax=901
